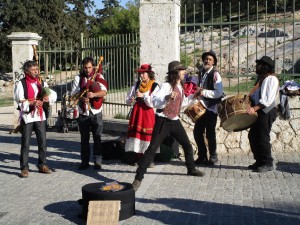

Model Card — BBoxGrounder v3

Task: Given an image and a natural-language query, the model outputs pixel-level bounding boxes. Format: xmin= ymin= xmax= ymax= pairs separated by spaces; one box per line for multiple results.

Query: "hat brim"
xmin=202 ymin=52 xmax=217 ymax=63
xmin=166 ymin=65 xmax=187 ymax=74
xmin=255 ymin=60 xmax=274 ymax=68
xmin=137 ymin=69 xmax=153 ymax=73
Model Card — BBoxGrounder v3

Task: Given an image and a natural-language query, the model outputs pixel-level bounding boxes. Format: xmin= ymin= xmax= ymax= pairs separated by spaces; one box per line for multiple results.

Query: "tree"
xmin=0 ymin=0 xmax=94 ymax=71
xmin=90 ymin=0 xmax=139 ymax=36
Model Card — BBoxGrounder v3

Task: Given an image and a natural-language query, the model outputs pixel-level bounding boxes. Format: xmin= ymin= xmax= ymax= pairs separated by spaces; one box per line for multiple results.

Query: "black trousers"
xmin=20 ymin=120 xmax=47 ymax=170
xmin=248 ymin=107 xmax=277 ymax=166
xmin=135 ymin=115 xmax=196 ymax=181
xmin=193 ymin=110 xmax=218 ymax=159
xmin=77 ymin=112 xmax=103 ymax=165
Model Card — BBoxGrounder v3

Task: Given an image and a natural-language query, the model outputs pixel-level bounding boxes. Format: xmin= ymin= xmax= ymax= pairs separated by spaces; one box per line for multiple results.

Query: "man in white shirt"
xmin=71 ymin=57 xmax=108 ymax=170
xmin=14 ymin=60 xmax=57 ymax=178
xmin=246 ymin=56 xmax=279 ymax=172
xmin=194 ymin=50 xmax=224 ymax=166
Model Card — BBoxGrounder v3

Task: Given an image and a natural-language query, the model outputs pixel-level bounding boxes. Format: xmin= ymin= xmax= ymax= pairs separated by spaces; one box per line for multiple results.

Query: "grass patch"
xmin=224 ymin=79 xmax=256 ymax=94
xmin=0 ymin=97 xmax=13 ymax=107
xmin=114 ymin=113 xmax=127 ymax=120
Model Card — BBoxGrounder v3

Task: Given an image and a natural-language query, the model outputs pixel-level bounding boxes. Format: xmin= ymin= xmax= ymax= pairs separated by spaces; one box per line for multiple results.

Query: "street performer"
xmin=71 ymin=57 xmax=108 ymax=170
xmin=14 ymin=60 xmax=57 ymax=178
xmin=193 ymin=50 xmax=224 ymax=166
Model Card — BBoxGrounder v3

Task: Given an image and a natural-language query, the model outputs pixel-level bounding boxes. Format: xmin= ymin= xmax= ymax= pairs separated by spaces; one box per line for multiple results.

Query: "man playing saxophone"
xmin=71 ymin=57 xmax=108 ymax=170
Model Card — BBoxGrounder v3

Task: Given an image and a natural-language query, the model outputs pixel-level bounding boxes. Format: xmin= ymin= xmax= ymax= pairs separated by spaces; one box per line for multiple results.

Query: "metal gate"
xmin=38 ymin=33 xmax=140 ymax=118
xmin=180 ymin=0 xmax=300 ymax=94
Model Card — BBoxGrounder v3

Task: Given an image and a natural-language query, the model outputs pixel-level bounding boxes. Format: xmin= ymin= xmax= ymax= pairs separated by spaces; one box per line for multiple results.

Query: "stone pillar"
xmin=139 ymin=0 xmax=181 ymax=84
xmin=7 ymin=32 xmax=42 ymax=128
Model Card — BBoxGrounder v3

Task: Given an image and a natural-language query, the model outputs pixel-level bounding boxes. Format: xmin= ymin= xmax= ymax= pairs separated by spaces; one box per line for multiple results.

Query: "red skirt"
xmin=125 ymin=101 xmax=155 ymax=153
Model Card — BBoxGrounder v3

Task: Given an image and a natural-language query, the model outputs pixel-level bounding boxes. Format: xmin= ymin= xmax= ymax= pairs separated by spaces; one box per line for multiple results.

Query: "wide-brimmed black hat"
xmin=166 ymin=61 xmax=187 ymax=74
xmin=202 ymin=50 xmax=217 ymax=66
xmin=255 ymin=56 xmax=274 ymax=69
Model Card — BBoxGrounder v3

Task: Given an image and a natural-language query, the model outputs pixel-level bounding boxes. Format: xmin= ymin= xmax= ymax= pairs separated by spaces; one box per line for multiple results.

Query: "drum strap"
xmin=248 ymin=82 xmax=260 ymax=96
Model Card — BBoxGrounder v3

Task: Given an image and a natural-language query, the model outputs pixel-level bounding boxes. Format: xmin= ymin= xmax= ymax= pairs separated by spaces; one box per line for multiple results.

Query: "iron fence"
xmin=37 ymin=33 xmax=140 ymax=118
xmin=180 ymin=0 xmax=300 ymax=94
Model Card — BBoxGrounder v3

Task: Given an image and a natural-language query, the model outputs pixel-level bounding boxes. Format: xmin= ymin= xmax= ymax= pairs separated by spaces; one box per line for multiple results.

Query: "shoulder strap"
xmin=20 ymin=78 xmax=28 ymax=99
xmin=150 ymin=82 xmax=159 ymax=93
xmin=135 ymin=80 xmax=141 ymax=91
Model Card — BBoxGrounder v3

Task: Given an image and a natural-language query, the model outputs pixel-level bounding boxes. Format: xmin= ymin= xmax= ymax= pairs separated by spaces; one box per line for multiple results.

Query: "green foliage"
xmin=180 ymin=52 xmax=193 ymax=67
xmin=90 ymin=0 xmax=139 ymax=36
xmin=114 ymin=113 xmax=127 ymax=119
xmin=0 ymin=0 xmax=94 ymax=71
xmin=0 ymin=97 xmax=13 ymax=107
xmin=223 ymin=79 xmax=256 ymax=94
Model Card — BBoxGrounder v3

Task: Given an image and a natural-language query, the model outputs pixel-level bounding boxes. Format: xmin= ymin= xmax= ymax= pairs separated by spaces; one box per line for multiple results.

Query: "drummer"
xmin=246 ymin=56 xmax=279 ymax=172
xmin=193 ymin=50 xmax=224 ymax=166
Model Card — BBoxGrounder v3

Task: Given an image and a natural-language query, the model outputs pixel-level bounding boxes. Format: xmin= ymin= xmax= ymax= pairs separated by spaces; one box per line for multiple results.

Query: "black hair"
xmin=82 ymin=57 xmax=95 ymax=66
xmin=256 ymin=62 xmax=276 ymax=85
xmin=22 ymin=60 xmax=38 ymax=73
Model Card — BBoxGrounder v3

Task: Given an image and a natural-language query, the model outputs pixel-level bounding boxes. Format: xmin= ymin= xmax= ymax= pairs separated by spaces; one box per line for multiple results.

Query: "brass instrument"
xmin=32 ymin=45 xmax=42 ymax=83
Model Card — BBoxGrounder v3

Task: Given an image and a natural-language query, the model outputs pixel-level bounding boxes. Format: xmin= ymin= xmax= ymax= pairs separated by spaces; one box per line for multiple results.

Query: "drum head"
xmin=221 ymin=113 xmax=257 ymax=132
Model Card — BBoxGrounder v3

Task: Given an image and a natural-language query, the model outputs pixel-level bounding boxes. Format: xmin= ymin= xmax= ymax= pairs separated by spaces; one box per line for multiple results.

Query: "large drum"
xmin=218 ymin=94 xmax=257 ymax=132
xmin=81 ymin=182 xmax=135 ymax=221
xmin=184 ymin=101 xmax=206 ymax=123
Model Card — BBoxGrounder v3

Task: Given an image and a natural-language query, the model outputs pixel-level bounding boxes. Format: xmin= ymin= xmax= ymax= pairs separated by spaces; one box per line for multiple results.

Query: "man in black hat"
xmin=193 ymin=50 xmax=224 ymax=166
xmin=131 ymin=60 xmax=205 ymax=191
xmin=246 ymin=56 xmax=279 ymax=172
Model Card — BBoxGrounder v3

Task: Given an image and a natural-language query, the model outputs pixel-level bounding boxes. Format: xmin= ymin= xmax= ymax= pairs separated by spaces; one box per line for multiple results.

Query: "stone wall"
xmin=181 ymin=96 xmax=300 ymax=154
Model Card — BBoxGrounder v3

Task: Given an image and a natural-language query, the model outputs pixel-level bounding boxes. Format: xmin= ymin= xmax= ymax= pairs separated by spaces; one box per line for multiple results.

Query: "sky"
xmin=93 ymin=0 xmax=129 ymax=10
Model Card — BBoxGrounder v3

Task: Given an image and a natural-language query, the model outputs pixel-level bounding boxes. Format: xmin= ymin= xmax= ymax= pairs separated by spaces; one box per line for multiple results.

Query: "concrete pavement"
xmin=0 ymin=106 xmax=300 ymax=225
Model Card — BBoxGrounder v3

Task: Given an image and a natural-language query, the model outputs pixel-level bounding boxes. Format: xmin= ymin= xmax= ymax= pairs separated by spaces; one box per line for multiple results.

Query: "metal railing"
xmin=180 ymin=0 xmax=300 ymax=94
xmin=38 ymin=33 xmax=140 ymax=118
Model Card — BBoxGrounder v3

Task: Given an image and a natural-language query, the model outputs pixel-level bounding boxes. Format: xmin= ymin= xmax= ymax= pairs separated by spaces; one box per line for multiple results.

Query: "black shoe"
xmin=209 ymin=156 xmax=218 ymax=163
xmin=248 ymin=162 xmax=261 ymax=170
xmin=253 ymin=165 xmax=274 ymax=173
xmin=187 ymin=169 xmax=205 ymax=177
xmin=132 ymin=180 xmax=141 ymax=191
xmin=78 ymin=163 xmax=90 ymax=170
xmin=94 ymin=162 xmax=102 ymax=170
xmin=195 ymin=157 xmax=208 ymax=165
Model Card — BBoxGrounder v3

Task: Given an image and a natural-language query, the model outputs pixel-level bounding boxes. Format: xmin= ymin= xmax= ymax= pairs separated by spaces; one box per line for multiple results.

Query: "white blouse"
xmin=14 ymin=81 xmax=57 ymax=124
xmin=250 ymin=76 xmax=279 ymax=108
xmin=153 ymin=82 xmax=195 ymax=120
xmin=126 ymin=82 xmax=160 ymax=108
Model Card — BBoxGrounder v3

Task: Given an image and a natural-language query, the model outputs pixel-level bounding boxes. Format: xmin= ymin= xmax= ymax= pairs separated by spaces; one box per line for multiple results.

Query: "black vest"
xmin=20 ymin=78 xmax=50 ymax=118
xmin=198 ymin=69 xmax=222 ymax=108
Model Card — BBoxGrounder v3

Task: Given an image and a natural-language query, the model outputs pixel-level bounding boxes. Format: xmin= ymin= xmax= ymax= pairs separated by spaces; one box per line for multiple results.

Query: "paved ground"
xmin=0 ymin=106 xmax=300 ymax=225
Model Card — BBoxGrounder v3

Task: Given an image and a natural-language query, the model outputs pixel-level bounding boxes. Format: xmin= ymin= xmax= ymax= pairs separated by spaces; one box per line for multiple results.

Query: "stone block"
xmin=277 ymin=127 xmax=295 ymax=144
xmin=288 ymin=96 xmax=300 ymax=109
xmin=290 ymin=118 xmax=300 ymax=135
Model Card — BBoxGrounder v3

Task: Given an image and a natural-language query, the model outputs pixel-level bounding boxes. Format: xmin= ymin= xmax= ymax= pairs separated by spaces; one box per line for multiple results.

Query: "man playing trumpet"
xmin=14 ymin=60 xmax=57 ymax=178
xmin=71 ymin=57 xmax=108 ymax=170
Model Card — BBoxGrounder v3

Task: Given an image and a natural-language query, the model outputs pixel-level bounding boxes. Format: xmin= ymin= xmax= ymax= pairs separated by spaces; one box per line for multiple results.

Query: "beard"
xmin=203 ymin=63 xmax=213 ymax=71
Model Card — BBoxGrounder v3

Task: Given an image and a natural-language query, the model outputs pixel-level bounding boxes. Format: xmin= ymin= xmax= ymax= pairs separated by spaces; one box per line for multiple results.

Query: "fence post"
xmin=7 ymin=32 xmax=42 ymax=128
xmin=139 ymin=0 xmax=181 ymax=84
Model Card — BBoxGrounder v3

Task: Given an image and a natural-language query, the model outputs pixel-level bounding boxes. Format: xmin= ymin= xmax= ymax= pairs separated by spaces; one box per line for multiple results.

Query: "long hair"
xmin=165 ymin=71 xmax=180 ymax=89
xmin=256 ymin=62 xmax=276 ymax=85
